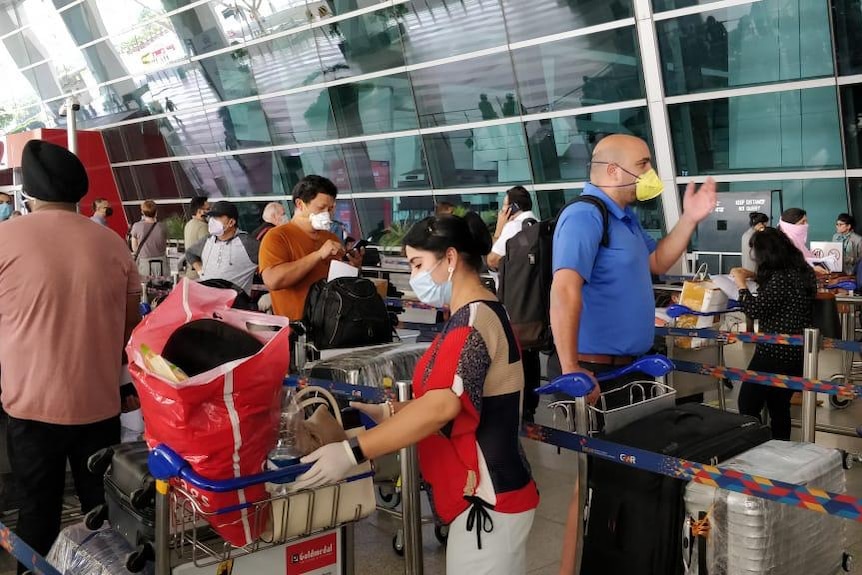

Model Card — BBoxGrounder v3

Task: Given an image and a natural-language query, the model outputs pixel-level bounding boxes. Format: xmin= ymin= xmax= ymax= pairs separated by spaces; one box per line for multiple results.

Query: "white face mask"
xmin=208 ymin=218 xmax=225 ymax=237
xmin=309 ymin=210 xmax=332 ymax=231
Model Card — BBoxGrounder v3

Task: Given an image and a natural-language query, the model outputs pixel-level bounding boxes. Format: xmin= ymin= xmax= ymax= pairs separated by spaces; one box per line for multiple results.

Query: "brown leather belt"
xmin=578 ymin=353 xmax=635 ymax=366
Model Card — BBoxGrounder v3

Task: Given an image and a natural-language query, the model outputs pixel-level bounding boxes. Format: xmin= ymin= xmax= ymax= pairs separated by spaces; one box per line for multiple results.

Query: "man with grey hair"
xmin=253 ymin=201 xmax=286 ymax=241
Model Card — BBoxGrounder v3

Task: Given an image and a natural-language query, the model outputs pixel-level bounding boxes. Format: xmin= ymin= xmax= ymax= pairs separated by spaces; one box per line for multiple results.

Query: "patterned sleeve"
xmin=738 ymin=273 xmax=783 ymax=320
xmin=454 ymin=329 xmax=492 ymax=413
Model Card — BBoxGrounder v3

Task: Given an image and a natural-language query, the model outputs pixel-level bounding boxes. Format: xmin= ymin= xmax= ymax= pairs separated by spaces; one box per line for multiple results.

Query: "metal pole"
xmin=154 ymin=480 xmax=171 ymax=575
xmin=802 ymin=328 xmax=820 ymax=443
xmin=396 ymin=380 xmax=423 ymax=575
xmin=342 ymin=524 xmax=355 ymax=575
xmin=841 ymin=307 xmax=854 ymax=378
xmin=716 ymin=342 xmax=727 ymax=411
xmin=790 ymin=419 xmax=860 ymax=438
xmin=573 ymin=395 xmax=589 ymax=575
xmin=65 ymin=97 xmax=78 ymax=155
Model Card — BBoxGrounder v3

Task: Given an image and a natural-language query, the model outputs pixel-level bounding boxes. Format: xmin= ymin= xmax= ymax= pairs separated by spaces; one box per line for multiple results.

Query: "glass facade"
xmin=0 ymin=0 xmax=857 ymax=245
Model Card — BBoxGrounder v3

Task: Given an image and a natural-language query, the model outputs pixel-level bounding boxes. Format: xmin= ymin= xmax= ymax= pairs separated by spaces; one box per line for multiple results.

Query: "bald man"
xmin=550 ymin=134 xmax=716 ymax=574
xmin=253 ymin=201 xmax=286 ymax=241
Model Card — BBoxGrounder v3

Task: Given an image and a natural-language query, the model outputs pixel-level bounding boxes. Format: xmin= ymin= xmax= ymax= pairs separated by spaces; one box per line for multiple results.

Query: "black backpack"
xmin=497 ymin=196 xmax=609 ymax=351
xmin=303 ymin=277 xmax=393 ymax=350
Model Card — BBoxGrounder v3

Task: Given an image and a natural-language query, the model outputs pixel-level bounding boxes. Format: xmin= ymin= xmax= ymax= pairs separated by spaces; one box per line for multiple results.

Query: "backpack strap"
xmin=557 ymin=195 xmax=610 ymax=247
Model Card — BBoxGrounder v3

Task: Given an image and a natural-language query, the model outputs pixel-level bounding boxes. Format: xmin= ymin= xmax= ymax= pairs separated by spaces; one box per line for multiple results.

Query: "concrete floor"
xmin=2 ymin=342 xmax=860 ymax=574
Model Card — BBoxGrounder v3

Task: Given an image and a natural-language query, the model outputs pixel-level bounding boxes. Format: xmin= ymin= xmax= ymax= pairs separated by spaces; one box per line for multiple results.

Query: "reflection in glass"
xmin=525 ymin=108 xmax=651 ymax=184
xmin=512 ymin=26 xmax=642 ymax=115
xmin=668 ymin=88 xmax=843 ymax=176
xmin=841 ymin=84 xmax=862 ymax=169
xmin=342 ymin=135 xmax=429 ymax=192
xmin=260 ymin=88 xmax=338 ymax=146
xmin=329 ymin=73 xmax=418 ymax=137
xmin=411 ymin=52 xmax=517 ymax=128
xmin=502 ymin=0 xmax=633 ymax=44
xmin=313 ymin=0 xmax=386 ymax=20
xmin=354 ymin=195 xmax=435 ymax=245
xmin=276 ymin=145 xmax=351 ymax=193
xmin=398 ymin=0 xmax=507 ymax=65
xmin=113 ymin=163 xmax=194 ymax=201
xmin=181 ymin=152 xmax=289 ymax=198
xmin=652 ymin=0 xmax=726 ymax=11
xmin=834 ymin=0 xmax=862 ymax=75
xmin=315 ymin=9 xmax=404 ymax=82
xmin=534 ymin=188 xmax=663 ymax=236
xmin=248 ymin=29 xmax=322 ymax=94
xmin=656 ymin=0 xmax=833 ymax=96
xmin=423 ymin=125 xmax=531 ymax=188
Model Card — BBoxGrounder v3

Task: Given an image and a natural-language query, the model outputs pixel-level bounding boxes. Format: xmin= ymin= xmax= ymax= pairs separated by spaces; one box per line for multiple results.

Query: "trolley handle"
xmin=147 ymin=444 xmax=313 ymax=493
xmin=666 ymin=301 xmax=741 ymax=319
xmin=826 ymin=281 xmax=857 ymax=291
xmin=535 ymin=354 xmax=675 ymax=397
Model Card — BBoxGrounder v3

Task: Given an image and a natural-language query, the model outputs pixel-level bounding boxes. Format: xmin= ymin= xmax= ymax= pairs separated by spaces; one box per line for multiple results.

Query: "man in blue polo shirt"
xmin=551 ymin=134 xmax=716 ymax=573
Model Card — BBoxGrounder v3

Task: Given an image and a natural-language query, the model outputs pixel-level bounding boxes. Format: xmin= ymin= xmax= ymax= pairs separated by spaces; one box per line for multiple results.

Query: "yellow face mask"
xmin=592 ymin=162 xmax=665 ymax=202
xmin=634 ymin=168 xmax=664 ymax=202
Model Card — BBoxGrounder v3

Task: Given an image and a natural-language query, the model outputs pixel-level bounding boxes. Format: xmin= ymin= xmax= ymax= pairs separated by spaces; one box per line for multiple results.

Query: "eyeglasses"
xmin=836 ymin=222 xmax=850 ymax=227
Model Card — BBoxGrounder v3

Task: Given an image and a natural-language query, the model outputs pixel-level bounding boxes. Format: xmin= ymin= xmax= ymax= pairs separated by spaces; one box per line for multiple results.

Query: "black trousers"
xmin=7 ymin=415 xmax=120 ymax=572
xmin=737 ymin=351 xmax=800 ymax=441
xmin=521 ymin=349 xmax=541 ymax=419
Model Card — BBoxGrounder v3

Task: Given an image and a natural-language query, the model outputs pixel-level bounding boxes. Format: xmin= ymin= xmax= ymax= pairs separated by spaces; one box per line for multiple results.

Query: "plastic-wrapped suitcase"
xmin=303 ymin=342 xmax=429 ymax=387
xmin=47 ymin=523 xmax=154 ymax=575
xmin=684 ymin=440 xmax=851 ymax=575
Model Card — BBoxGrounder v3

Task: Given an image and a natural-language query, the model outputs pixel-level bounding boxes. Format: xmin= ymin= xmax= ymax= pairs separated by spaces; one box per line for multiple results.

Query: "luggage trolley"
xmin=534 ymin=355 xmax=675 ymax=573
xmin=146 ymin=444 xmax=374 ymax=575
xmin=829 ymin=281 xmax=859 ymax=410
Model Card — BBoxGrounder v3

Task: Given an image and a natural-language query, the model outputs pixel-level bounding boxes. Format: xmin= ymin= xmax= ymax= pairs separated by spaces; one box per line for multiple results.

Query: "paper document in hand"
xmin=710 ymin=274 xmax=757 ymax=300
xmin=328 ymin=259 xmax=359 ymax=282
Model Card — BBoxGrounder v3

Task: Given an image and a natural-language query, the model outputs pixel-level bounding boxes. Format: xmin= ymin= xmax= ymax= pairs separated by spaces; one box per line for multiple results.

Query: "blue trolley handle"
xmin=666 ymin=301 xmax=741 ymax=319
xmin=535 ymin=354 xmax=675 ymax=397
xmin=148 ymin=444 xmax=313 ymax=493
xmin=826 ymin=281 xmax=857 ymax=291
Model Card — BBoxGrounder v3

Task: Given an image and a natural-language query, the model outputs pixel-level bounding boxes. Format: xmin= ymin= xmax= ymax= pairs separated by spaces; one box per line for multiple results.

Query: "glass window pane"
xmin=195 ymin=51 xmax=259 ymax=101
xmin=329 ymin=73 xmax=418 ymax=137
xmin=834 ymin=0 xmax=862 ymax=76
xmin=180 ymin=152 xmax=289 ymax=198
xmin=208 ymin=102 xmax=273 ymax=152
xmin=342 ymin=135 xmax=429 ymax=192
xmin=526 ymin=108 xmax=651 ymax=184
xmin=534 ymin=187 xmax=664 ymax=235
xmin=398 ymin=0 xmax=508 ymax=65
xmin=841 ymin=84 xmax=862 ymax=169
xmin=260 ymin=88 xmax=338 ymax=146
xmin=354 ymin=196 xmax=435 ymax=245
xmin=314 ymin=10 xmax=404 ymax=82
xmin=332 ymin=198 xmax=362 ymax=241
xmin=423 ymin=125 xmax=531 ymax=187
xmin=502 ymin=0 xmax=633 ymax=44
xmin=411 ymin=52 xmax=517 ymax=128
xmin=656 ymin=0 xmax=833 ymax=96
xmin=276 ymin=145 xmax=351 ymax=193
xmin=652 ymin=0 xmax=727 ymax=11
xmin=668 ymin=87 xmax=843 ymax=176
xmin=248 ymin=30 xmax=323 ymax=94
xmin=512 ymin=26 xmax=642 ymax=115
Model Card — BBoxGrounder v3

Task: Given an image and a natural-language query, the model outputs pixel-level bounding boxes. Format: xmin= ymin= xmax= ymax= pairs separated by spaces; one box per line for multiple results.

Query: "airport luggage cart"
xmin=829 ymin=282 xmax=859 ymax=410
xmin=146 ymin=443 xmax=374 ymax=575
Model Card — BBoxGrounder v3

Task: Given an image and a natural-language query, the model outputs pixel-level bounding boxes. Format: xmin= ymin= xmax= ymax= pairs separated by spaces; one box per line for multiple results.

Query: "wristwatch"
xmin=347 ymin=436 xmax=367 ymax=464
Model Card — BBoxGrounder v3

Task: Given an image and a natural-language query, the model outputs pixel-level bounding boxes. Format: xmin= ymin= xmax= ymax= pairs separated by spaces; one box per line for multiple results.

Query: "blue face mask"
xmin=0 ymin=203 xmax=12 ymax=221
xmin=409 ymin=260 xmax=453 ymax=308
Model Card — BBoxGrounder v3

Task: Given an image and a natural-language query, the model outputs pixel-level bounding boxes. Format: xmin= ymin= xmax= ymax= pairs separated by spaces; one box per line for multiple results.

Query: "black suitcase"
xmin=581 ymin=403 xmax=771 ymax=575
xmin=86 ymin=441 xmax=155 ymax=573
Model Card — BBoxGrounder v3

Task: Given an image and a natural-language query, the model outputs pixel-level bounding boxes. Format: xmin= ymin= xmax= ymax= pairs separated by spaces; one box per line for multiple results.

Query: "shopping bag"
xmin=127 ymin=280 xmax=290 ymax=546
xmin=675 ymin=270 xmax=728 ymax=349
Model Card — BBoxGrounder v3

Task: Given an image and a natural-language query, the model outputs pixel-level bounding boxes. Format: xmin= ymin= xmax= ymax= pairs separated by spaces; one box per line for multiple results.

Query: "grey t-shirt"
xmin=130 ymin=219 xmax=168 ymax=260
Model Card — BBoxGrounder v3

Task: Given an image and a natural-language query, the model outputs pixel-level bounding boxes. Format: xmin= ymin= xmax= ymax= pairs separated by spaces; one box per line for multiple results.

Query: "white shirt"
xmin=491 ymin=210 xmax=538 ymax=256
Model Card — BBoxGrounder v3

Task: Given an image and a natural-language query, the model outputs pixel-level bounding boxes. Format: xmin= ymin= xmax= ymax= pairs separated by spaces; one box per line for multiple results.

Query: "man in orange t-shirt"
xmin=259 ymin=175 xmax=362 ymax=320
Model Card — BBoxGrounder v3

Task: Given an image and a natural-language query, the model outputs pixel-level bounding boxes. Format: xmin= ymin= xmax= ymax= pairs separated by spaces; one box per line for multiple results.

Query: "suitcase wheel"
xmin=87 ymin=447 xmax=114 ymax=476
xmin=131 ymin=484 xmax=155 ymax=511
xmin=126 ymin=543 xmax=154 ymax=573
xmin=392 ymin=531 xmax=404 ymax=556
xmin=84 ymin=504 xmax=108 ymax=530
xmin=843 ymin=552 xmax=853 ymax=572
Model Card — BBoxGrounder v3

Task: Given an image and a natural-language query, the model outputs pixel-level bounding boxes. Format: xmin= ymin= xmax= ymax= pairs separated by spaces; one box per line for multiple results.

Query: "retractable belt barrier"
xmin=0 ymin=522 xmax=64 ymax=575
xmin=522 ymin=422 xmax=862 ymax=523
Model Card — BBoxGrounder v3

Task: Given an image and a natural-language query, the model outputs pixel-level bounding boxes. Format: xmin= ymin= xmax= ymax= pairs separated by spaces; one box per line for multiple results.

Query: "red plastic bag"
xmin=127 ymin=280 xmax=289 ymax=546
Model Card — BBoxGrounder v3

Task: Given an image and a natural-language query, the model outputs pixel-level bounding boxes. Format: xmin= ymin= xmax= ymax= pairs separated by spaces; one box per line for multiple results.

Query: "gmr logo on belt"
xmin=619 ymin=454 xmax=637 ymax=465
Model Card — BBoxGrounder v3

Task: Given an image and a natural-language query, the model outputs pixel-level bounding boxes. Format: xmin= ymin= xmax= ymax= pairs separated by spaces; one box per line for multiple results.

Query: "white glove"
xmin=291 ymin=441 xmax=357 ymax=491
xmin=349 ymin=401 xmax=391 ymax=424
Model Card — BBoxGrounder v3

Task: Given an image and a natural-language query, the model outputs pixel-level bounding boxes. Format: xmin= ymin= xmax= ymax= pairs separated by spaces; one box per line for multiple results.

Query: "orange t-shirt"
xmin=0 ymin=211 xmax=142 ymax=425
xmin=258 ymin=222 xmax=339 ymax=320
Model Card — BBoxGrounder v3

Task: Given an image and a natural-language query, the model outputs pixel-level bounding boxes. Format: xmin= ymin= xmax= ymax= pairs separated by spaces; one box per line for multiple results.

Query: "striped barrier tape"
xmin=821 ymin=336 xmax=862 ymax=354
xmin=0 ymin=521 xmax=63 ymax=575
xmin=655 ymin=326 xmax=804 ymax=347
xmin=673 ymin=359 xmax=861 ymax=398
xmin=521 ymin=423 xmax=862 ymax=523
